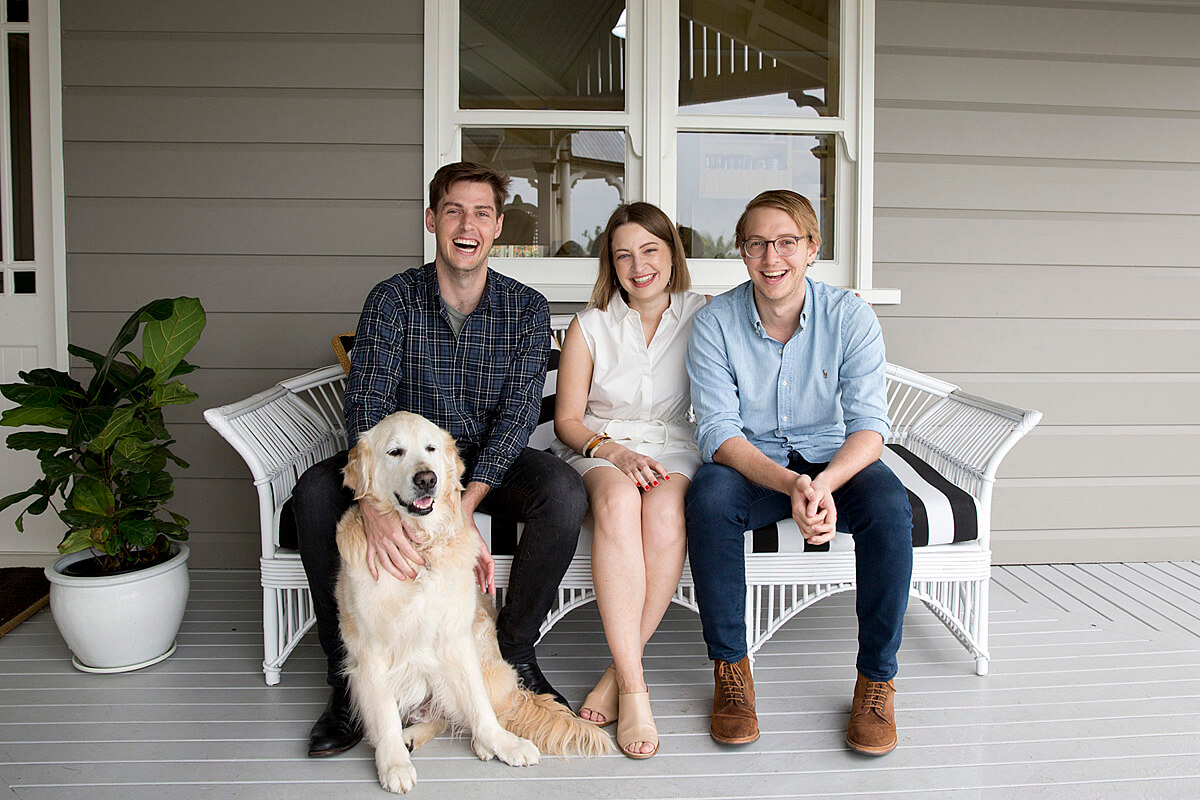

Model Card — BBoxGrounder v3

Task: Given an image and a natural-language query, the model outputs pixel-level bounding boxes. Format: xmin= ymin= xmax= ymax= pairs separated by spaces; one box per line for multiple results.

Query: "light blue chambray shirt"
xmin=686 ymin=277 xmax=890 ymax=466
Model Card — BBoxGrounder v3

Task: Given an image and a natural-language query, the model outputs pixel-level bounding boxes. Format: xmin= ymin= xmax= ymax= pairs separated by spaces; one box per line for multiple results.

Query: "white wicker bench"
xmin=205 ymin=320 xmax=1040 ymax=685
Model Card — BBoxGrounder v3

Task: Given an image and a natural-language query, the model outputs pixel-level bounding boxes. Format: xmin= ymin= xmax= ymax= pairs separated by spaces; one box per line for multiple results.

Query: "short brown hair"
xmin=590 ymin=203 xmax=691 ymax=310
xmin=428 ymin=162 xmax=512 ymax=215
xmin=734 ymin=189 xmax=822 ymax=251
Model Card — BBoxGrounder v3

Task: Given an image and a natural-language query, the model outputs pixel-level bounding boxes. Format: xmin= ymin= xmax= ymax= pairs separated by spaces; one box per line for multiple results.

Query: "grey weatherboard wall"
xmin=59 ymin=0 xmax=1199 ymax=569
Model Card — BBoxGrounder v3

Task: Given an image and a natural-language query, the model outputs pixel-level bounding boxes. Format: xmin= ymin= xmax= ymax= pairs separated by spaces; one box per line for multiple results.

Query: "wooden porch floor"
xmin=2 ymin=563 xmax=1199 ymax=799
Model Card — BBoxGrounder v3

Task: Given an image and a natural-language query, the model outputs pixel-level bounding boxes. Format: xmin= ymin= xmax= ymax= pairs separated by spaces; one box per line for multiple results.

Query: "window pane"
xmin=676 ymin=132 xmax=833 ymax=260
xmin=6 ymin=1 xmax=28 ymax=23
xmin=462 ymin=128 xmax=627 ymax=258
xmin=13 ymin=268 xmax=35 ymax=294
xmin=679 ymin=0 xmax=839 ymax=117
xmin=9 ymin=32 xmax=33 ymax=261
xmin=460 ymin=0 xmax=626 ymax=110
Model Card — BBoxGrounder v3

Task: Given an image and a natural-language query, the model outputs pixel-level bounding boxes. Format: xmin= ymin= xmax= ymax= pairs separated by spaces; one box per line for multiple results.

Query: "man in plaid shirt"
xmin=293 ymin=162 xmax=587 ymax=758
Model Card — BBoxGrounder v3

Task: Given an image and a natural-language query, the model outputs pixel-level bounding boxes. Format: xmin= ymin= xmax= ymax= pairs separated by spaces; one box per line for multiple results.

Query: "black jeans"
xmin=293 ymin=447 xmax=587 ymax=685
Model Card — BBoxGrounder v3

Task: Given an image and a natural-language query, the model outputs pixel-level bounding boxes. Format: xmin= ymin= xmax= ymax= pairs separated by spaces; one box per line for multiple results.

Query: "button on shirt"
xmin=686 ymin=278 xmax=890 ymax=466
xmin=344 ymin=263 xmax=550 ymax=488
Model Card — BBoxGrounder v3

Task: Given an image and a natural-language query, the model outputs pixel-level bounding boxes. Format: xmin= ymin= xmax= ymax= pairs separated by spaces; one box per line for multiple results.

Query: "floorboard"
xmin=1 ymin=564 xmax=1197 ymax=799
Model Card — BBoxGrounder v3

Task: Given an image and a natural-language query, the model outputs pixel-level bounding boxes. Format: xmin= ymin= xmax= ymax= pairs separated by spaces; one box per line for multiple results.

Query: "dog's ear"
xmin=343 ymin=434 xmax=374 ymax=500
xmin=442 ymin=428 xmax=465 ymax=491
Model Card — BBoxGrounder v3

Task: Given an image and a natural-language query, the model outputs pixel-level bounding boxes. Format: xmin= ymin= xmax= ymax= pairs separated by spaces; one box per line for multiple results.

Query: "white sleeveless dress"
xmin=552 ymin=291 xmax=707 ymax=478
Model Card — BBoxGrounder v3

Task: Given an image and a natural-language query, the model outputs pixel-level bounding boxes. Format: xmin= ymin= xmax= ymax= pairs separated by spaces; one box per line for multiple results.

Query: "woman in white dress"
xmin=552 ymin=202 xmax=708 ymax=759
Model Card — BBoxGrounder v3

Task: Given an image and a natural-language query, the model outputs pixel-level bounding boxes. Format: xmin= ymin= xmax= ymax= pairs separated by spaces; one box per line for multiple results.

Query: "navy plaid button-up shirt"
xmin=344 ymin=263 xmax=551 ymax=488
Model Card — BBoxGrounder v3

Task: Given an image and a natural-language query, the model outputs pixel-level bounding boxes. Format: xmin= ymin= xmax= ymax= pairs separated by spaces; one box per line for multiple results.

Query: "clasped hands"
xmin=791 ymin=473 xmax=837 ymax=546
xmin=361 ymin=499 xmax=495 ymax=596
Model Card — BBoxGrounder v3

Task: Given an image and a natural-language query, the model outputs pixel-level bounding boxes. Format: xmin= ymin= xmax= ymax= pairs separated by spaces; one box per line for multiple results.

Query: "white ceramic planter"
xmin=44 ymin=544 xmax=190 ymax=673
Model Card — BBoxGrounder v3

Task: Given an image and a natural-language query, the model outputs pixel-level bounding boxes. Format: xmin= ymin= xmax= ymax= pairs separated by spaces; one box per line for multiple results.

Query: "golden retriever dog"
xmin=336 ymin=411 xmax=611 ymax=793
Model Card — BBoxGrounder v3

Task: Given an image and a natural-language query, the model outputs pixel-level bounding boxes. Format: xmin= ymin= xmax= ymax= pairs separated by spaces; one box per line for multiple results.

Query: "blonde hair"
xmin=590 ymin=203 xmax=691 ymax=310
xmin=734 ymin=190 xmax=822 ymax=251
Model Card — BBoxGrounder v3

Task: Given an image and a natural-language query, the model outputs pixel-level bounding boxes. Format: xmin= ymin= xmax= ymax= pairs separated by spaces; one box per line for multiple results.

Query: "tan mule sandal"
xmin=617 ymin=690 xmax=659 ymax=759
xmin=579 ymin=664 xmax=619 ymax=727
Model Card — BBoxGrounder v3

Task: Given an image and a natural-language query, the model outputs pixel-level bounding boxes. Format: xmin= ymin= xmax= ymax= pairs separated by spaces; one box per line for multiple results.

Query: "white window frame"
xmin=424 ymin=0 xmax=897 ymax=304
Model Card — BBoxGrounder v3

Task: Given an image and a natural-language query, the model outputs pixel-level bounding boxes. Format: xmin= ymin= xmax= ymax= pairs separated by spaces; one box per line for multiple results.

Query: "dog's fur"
xmin=335 ymin=411 xmax=611 ymax=793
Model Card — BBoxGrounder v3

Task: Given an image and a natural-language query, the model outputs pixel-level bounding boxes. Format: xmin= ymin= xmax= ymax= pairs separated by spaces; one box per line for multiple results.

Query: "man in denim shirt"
xmin=293 ymin=162 xmax=586 ymax=757
xmin=685 ymin=190 xmax=913 ymax=755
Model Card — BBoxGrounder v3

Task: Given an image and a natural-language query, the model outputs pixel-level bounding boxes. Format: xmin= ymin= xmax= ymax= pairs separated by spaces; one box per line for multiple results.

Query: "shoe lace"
xmin=717 ymin=661 xmax=747 ymax=705
xmin=861 ymin=680 xmax=890 ymax=713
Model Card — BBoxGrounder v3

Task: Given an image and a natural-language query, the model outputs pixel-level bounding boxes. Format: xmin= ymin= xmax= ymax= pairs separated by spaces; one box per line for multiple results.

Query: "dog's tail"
xmin=497 ymin=689 xmax=614 ymax=756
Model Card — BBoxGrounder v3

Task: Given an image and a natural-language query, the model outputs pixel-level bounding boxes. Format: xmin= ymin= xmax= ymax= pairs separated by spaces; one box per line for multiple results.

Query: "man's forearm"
xmin=712 ymin=436 xmax=797 ymax=495
xmin=460 ymin=480 xmax=491 ymax=517
xmin=813 ymin=430 xmax=883 ymax=492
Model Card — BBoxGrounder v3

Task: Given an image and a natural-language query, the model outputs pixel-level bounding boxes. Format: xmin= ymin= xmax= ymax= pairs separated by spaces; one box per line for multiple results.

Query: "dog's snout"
xmin=413 ymin=470 xmax=437 ymax=493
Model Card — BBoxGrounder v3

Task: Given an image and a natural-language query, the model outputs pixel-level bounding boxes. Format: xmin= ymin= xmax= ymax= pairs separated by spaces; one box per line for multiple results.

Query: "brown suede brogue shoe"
xmin=711 ymin=656 xmax=759 ymax=744
xmin=846 ymin=673 xmax=897 ymax=755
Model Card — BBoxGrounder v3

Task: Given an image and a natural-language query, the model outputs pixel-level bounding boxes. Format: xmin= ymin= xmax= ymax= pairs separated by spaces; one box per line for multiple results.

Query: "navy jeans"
xmin=293 ymin=447 xmax=587 ymax=685
xmin=684 ymin=452 xmax=913 ymax=681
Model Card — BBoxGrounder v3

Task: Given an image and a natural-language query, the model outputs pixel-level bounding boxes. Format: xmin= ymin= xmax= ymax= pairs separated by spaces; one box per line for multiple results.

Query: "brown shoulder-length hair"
xmin=590 ymin=202 xmax=691 ymax=310
xmin=734 ymin=189 xmax=822 ymax=251
xmin=428 ymin=161 xmax=511 ymax=214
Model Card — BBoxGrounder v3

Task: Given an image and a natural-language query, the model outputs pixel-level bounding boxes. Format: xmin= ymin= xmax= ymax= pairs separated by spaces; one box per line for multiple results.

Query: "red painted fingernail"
xmin=653 ymin=481 xmax=659 ymax=486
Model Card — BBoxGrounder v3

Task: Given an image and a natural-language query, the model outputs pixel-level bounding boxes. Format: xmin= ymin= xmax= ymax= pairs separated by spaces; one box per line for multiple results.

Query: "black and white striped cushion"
xmin=526 ymin=343 xmax=559 ymax=452
xmin=479 ymin=443 xmax=979 ymax=557
xmin=745 ymin=444 xmax=979 ymax=554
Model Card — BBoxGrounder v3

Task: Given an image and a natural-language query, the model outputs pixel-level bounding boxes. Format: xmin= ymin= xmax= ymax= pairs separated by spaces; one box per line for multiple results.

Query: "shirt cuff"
xmin=845 ymin=418 xmax=890 ymax=440
xmin=698 ymin=423 xmax=744 ymax=462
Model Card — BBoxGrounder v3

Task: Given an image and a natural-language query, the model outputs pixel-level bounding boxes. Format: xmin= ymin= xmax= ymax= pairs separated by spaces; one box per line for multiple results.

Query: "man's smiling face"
xmin=425 ymin=179 xmax=504 ymax=278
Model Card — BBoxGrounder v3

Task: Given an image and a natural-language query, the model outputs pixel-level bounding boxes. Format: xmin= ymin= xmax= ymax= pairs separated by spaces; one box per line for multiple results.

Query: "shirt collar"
xmin=741 ymin=278 xmax=812 ymax=340
xmin=610 ymin=290 xmax=679 ymax=323
xmin=424 ymin=262 xmax=496 ymax=313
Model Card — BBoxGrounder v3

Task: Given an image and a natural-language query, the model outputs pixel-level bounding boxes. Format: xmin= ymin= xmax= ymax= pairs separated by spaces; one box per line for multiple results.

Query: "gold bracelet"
xmin=583 ymin=434 xmax=611 ymax=458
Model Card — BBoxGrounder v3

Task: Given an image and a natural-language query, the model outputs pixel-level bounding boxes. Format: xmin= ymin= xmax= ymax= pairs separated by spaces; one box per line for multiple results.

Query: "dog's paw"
xmin=477 ymin=732 xmax=540 ymax=767
xmin=377 ymin=755 xmax=418 ymax=794
xmin=403 ymin=719 xmax=447 ymax=752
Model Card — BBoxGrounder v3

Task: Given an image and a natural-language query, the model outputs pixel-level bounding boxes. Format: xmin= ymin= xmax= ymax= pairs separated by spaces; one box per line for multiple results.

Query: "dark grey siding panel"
xmin=874 ymin=0 xmax=1200 ymax=563
xmin=62 ymin=1 xmax=425 ymax=569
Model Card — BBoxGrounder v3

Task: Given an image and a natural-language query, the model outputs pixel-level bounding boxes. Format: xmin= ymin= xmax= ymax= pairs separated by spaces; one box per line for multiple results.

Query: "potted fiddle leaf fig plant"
xmin=0 ymin=297 xmax=206 ymax=672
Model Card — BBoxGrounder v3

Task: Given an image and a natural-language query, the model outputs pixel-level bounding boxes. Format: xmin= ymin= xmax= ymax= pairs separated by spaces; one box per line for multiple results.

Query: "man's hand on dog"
xmin=361 ymin=501 xmax=426 ymax=581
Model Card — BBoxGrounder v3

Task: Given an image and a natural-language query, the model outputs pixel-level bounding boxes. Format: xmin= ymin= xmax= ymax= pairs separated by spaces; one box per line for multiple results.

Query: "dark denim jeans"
xmin=293 ymin=447 xmax=587 ymax=685
xmin=684 ymin=452 xmax=913 ymax=681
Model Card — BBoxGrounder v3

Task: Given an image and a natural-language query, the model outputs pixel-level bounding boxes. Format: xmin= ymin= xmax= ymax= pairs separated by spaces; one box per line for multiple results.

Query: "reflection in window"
xmin=460 ymin=0 xmax=626 ymax=111
xmin=679 ymin=0 xmax=838 ymax=117
xmin=676 ymin=132 xmax=833 ymax=260
xmin=8 ymin=32 xmax=33 ymax=261
xmin=462 ymin=128 xmax=626 ymax=258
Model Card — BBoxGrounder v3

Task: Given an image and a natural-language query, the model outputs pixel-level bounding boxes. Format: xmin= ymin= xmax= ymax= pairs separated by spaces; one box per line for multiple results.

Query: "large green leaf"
xmin=37 ymin=451 xmax=77 ymax=482
xmin=87 ymin=299 xmax=174 ymax=395
xmin=59 ymin=508 xmax=113 ymax=527
xmin=57 ymin=527 xmax=99 ymax=555
xmin=150 ymin=381 xmax=199 ymax=407
xmin=15 ymin=368 xmax=83 ymax=393
xmin=118 ymin=518 xmax=158 ymax=547
xmin=1 ymin=406 xmax=74 ymax=429
xmin=5 ymin=430 xmax=67 ymax=452
xmin=128 ymin=470 xmax=173 ymax=499
xmin=0 ymin=488 xmax=40 ymax=514
xmin=112 ymin=437 xmax=167 ymax=473
xmin=169 ymin=360 xmax=198 ymax=378
xmin=91 ymin=406 xmax=138 ymax=453
xmin=68 ymin=476 xmax=116 ymax=517
xmin=67 ymin=406 xmax=115 ymax=447
xmin=0 ymin=384 xmax=77 ymax=408
xmin=143 ymin=298 xmax=206 ymax=385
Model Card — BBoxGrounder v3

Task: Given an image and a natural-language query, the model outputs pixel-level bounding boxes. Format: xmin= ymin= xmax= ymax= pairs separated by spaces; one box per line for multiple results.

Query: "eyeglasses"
xmin=740 ymin=235 xmax=808 ymax=258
